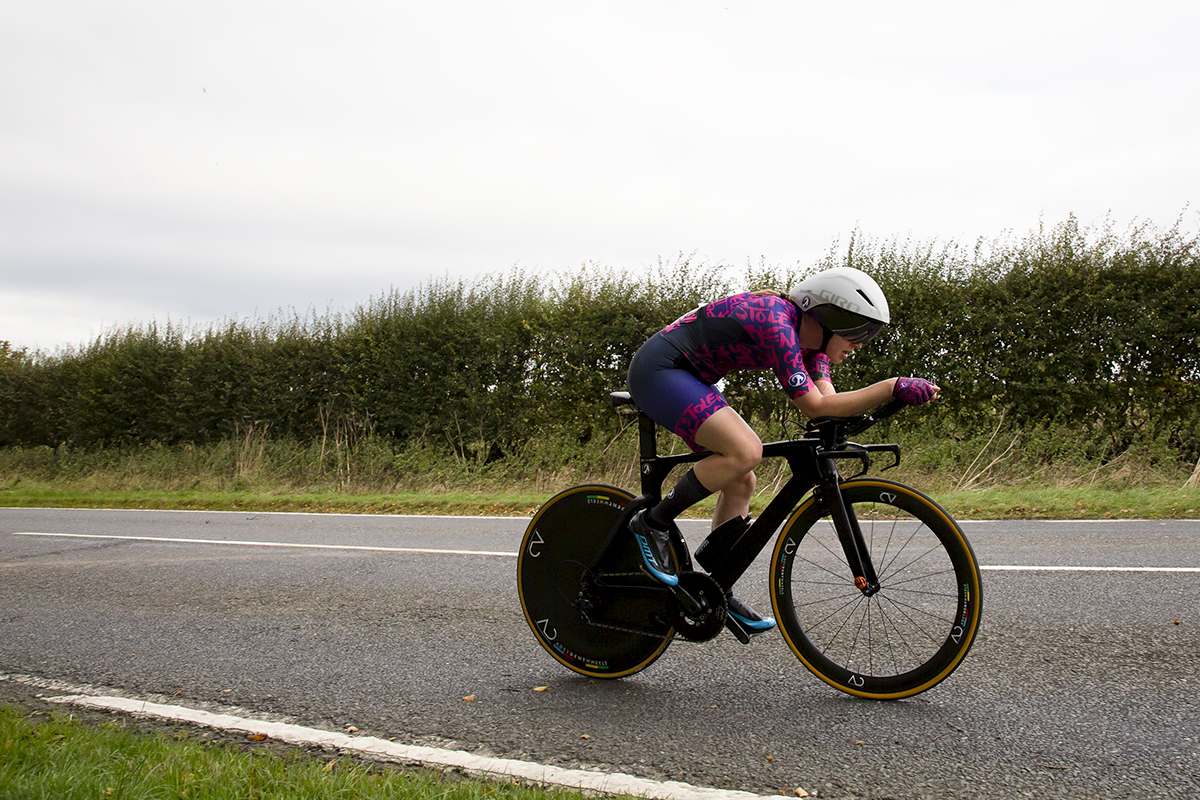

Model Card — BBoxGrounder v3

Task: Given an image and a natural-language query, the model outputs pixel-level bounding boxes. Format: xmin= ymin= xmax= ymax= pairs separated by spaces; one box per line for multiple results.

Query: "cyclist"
xmin=626 ymin=266 xmax=939 ymax=633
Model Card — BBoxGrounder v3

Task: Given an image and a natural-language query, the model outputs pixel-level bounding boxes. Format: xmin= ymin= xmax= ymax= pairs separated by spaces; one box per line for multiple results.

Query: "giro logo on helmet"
xmin=811 ymin=288 xmax=863 ymax=315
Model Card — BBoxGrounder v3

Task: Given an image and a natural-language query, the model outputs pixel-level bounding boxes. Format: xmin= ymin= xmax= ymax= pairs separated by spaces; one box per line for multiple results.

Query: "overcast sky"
xmin=2 ymin=1 xmax=1197 ymax=354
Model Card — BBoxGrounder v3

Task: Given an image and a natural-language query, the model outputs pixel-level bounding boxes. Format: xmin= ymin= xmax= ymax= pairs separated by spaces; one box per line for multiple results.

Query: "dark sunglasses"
xmin=812 ymin=307 xmax=886 ymax=344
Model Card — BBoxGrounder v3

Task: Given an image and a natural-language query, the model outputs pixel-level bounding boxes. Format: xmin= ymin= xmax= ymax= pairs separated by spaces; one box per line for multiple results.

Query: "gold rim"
xmin=770 ymin=479 xmax=982 ymax=699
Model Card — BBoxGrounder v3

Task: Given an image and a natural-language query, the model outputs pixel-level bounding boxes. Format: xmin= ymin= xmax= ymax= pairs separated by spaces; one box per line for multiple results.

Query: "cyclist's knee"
xmin=694 ymin=407 xmax=762 ymax=472
xmin=731 ymin=438 xmax=763 ymax=474
xmin=729 ymin=469 xmax=756 ymax=497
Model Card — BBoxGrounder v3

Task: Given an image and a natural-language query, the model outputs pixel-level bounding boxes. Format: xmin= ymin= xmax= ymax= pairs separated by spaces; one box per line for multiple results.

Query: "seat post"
xmin=637 ymin=410 xmax=659 ymax=497
xmin=637 ymin=410 xmax=658 ymax=460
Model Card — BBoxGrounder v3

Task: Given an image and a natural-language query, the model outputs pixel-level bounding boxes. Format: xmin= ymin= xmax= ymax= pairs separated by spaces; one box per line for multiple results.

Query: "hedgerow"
xmin=2 ymin=216 xmax=1197 ymax=470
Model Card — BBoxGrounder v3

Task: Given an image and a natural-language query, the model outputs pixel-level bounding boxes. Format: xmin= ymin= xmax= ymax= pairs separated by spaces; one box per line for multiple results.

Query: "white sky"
xmin=2 ymin=1 xmax=1197 ymax=353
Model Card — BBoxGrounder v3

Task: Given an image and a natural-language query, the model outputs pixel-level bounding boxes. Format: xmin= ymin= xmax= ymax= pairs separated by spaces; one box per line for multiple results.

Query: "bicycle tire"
xmin=517 ymin=484 xmax=673 ymax=679
xmin=770 ymin=478 xmax=982 ymax=700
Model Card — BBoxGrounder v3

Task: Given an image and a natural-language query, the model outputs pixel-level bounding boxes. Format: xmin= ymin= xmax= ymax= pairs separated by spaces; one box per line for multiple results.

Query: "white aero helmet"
xmin=788 ymin=266 xmax=891 ymax=345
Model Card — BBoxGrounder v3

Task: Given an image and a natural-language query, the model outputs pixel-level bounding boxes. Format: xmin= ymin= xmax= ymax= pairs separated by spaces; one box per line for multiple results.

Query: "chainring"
xmin=667 ymin=572 xmax=728 ymax=642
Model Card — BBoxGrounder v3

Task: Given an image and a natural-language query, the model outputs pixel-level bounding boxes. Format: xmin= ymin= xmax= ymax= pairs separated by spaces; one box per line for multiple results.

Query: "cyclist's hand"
xmin=894 ymin=377 xmax=940 ymax=405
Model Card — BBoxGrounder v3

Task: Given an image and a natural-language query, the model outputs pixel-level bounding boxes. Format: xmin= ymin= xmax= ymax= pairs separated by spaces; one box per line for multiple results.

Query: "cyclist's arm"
xmin=792 ymin=378 xmax=897 ymax=419
xmin=803 ymin=350 xmax=834 ymax=396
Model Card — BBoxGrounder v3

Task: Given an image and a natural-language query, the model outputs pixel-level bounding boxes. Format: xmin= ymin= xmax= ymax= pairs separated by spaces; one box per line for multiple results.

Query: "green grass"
xmin=933 ymin=486 xmax=1200 ymax=520
xmin=2 ymin=427 xmax=1198 ymax=520
xmin=0 ymin=484 xmax=550 ymax=517
xmin=0 ymin=704 xmax=597 ymax=800
xmin=1 ymin=481 xmax=1197 ymax=520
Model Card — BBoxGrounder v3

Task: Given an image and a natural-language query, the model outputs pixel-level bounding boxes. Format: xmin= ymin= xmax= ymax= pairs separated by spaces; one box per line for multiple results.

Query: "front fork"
xmin=816 ymin=460 xmax=881 ymax=596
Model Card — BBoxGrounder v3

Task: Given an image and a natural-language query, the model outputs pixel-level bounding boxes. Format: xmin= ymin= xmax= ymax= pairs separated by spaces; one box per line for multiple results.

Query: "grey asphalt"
xmin=1 ymin=507 xmax=1197 ymax=800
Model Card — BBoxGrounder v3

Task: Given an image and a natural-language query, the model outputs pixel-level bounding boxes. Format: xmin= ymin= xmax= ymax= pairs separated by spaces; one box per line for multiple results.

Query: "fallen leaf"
xmin=248 ymin=734 xmax=267 ymax=741
xmin=581 ymin=734 xmax=591 ymax=739
xmin=533 ymin=686 xmax=548 ymax=692
xmin=462 ymin=695 xmax=476 ymax=702
xmin=794 ymin=788 xmax=809 ymax=797
xmin=766 ymin=756 xmax=773 ymax=762
xmin=345 ymin=726 xmax=359 ymax=733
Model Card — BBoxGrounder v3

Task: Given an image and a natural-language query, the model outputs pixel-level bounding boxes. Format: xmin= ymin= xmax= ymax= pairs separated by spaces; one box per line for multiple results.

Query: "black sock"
xmin=648 ymin=469 xmax=713 ymax=529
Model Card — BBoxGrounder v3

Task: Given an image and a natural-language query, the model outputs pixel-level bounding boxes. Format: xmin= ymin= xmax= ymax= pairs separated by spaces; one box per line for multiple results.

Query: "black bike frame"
xmin=595 ymin=392 xmax=904 ymax=596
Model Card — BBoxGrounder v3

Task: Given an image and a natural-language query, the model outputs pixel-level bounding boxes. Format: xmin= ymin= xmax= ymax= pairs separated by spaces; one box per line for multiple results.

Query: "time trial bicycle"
xmin=517 ymin=391 xmax=982 ymax=700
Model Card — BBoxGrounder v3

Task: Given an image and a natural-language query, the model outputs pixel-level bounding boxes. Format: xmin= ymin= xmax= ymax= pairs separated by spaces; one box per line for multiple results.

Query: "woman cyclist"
xmin=625 ymin=266 xmax=940 ymax=633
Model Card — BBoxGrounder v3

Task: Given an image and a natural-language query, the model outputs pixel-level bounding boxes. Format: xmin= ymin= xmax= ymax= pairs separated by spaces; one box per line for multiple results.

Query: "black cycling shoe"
xmin=630 ymin=509 xmax=679 ymax=586
xmin=727 ymin=595 xmax=776 ymax=633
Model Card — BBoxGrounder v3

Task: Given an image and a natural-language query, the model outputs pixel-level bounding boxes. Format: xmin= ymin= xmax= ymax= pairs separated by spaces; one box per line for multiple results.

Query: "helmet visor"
xmin=812 ymin=306 xmax=886 ymax=343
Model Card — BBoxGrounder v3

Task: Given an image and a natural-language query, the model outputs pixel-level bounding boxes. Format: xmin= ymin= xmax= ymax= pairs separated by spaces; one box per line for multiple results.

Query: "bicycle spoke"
xmin=803 ymin=592 xmax=865 ymax=637
xmin=776 ymin=481 xmax=981 ymax=697
xmin=876 ymin=518 xmax=935 ymax=580
xmin=874 ymin=591 xmax=950 ymax=645
xmin=793 ymin=552 xmax=856 ymax=585
xmin=880 ymin=539 xmax=956 ymax=585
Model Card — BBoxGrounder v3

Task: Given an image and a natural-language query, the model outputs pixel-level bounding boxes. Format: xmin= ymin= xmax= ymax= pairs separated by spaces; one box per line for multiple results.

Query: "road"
xmin=1 ymin=507 xmax=1197 ymax=799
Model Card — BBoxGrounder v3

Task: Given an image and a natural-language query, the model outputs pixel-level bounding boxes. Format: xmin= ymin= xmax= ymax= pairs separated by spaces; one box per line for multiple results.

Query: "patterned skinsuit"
xmin=627 ymin=293 xmax=829 ymax=452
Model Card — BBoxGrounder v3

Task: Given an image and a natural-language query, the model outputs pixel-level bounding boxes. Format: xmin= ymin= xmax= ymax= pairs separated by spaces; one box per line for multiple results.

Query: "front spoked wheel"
xmin=770 ymin=479 xmax=982 ymax=700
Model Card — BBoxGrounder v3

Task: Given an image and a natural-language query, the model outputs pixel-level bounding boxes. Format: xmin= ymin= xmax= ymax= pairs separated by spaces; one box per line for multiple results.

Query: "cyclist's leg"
xmin=711 ymin=473 xmax=756 ymax=530
xmin=692 ymin=406 xmax=762 ymax=525
xmin=689 ymin=409 xmax=774 ymax=633
xmin=626 ymin=344 xmax=718 ymax=581
xmin=627 ymin=341 xmax=761 ymax=582
xmin=643 ymin=406 xmax=761 ymax=531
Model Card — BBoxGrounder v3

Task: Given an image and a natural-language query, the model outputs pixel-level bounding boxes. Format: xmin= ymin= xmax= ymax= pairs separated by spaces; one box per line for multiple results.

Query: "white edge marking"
xmin=0 ymin=675 xmax=777 ymax=800
xmin=14 ymin=532 xmax=1200 ymax=571
xmin=981 ymin=565 xmax=1200 ymax=573
xmin=11 ymin=532 xmax=517 ymax=558
xmin=0 ymin=506 xmax=533 ymax=521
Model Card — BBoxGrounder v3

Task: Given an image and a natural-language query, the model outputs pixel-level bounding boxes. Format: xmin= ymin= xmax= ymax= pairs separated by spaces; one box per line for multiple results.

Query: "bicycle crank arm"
xmin=668 ymin=580 xmax=705 ymax=617
xmin=724 ymin=614 xmax=751 ymax=644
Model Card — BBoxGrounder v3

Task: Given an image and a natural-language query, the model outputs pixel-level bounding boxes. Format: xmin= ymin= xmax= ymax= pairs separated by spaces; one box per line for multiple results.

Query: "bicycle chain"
xmin=574 ymin=571 xmax=724 ymax=642
xmin=574 ymin=571 xmax=673 ymax=639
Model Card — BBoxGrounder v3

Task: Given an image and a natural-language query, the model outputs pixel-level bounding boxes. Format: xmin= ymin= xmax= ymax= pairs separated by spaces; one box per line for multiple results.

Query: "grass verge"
xmin=1 ymin=483 xmax=1197 ymax=520
xmin=3 ymin=423 xmax=1199 ymax=520
xmin=0 ymin=702 xmax=594 ymax=800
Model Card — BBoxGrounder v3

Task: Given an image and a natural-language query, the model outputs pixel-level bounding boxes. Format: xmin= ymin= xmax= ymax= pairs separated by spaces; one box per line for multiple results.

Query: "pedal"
xmin=724 ymin=614 xmax=751 ymax=644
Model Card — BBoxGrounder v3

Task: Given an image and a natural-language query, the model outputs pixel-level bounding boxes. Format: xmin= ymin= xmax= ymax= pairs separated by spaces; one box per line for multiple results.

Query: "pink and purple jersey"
xmin=659 ymin=292 xmax=827 ymax=396
xmin=627 ymin=293 xmax=829 ymax=451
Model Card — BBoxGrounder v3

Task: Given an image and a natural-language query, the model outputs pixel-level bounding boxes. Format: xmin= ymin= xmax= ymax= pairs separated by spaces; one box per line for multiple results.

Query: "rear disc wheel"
xmin=517 ymin=485 xmax=673 ymax=679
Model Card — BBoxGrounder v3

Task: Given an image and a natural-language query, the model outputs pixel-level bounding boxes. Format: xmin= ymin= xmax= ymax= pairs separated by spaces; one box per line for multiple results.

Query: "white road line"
xmin=0 ymin=674 xmax=777 ymax=800
xmin=10 ymin=531 xmax=517 ymax=557
xmin=980 ymin=564 xmax=1200 ymax=573
xmin=1 ymin=506 xmax=532 ymax=521
xmin=11 ymin=532 xmax=1199 ymax=572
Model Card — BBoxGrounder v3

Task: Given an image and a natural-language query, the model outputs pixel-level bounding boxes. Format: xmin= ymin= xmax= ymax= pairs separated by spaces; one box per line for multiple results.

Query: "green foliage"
xmin=802 ymin=215 xmax=1200 ymax=465
xmin=3 ymin=217 xmax=1198 ymax=475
